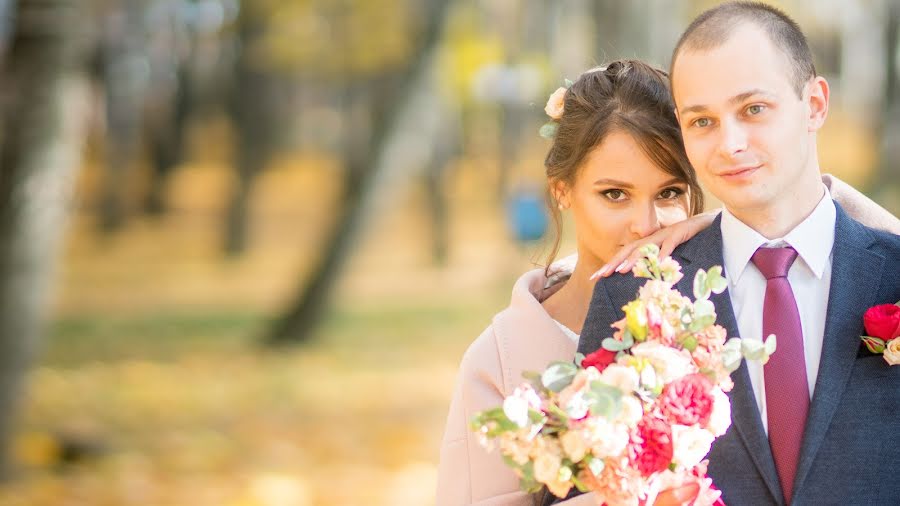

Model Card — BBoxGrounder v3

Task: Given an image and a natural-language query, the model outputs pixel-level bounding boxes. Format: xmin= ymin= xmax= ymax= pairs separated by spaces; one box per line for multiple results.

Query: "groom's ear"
xmin=805 ymin=76 xmax=829 ymax=132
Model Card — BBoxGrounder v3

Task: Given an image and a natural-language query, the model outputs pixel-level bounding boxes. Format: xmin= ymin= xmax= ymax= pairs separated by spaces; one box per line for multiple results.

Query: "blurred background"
xmin=0 ymin=0 xmax=896 ymax=505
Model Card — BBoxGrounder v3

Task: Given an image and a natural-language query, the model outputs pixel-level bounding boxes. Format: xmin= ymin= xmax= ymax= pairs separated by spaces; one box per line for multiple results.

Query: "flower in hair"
xmin=539 ymin=79 xmax=573 ymax=139
xmin=544 ymin=86 xmax=567 ymax=120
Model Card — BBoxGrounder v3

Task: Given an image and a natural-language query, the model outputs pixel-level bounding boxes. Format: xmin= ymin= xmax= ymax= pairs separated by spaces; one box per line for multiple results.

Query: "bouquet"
xmin=470 ymin=245 xmax=776 ymax=505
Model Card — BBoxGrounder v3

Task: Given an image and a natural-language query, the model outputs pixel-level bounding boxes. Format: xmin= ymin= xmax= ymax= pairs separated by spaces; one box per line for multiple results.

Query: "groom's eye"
xmin=692 ymin=117 xmax=711 ymax=128
xmin=746 ymin=104 xmax=765 ymax=115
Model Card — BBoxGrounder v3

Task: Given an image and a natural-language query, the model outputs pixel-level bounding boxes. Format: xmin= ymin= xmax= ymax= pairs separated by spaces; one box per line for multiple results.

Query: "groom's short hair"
xmin=671 ymin=1 xmax=816 ymax=97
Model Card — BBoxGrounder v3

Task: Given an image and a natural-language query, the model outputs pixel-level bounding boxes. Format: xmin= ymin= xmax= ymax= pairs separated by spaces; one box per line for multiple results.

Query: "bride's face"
xmin=556 ymin=130 xmax=691 ymax=268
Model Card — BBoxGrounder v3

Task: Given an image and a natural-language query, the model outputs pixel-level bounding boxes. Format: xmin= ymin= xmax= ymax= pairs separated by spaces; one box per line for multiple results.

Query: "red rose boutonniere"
xmin=860 ymin=302 xmax=900 ymax=366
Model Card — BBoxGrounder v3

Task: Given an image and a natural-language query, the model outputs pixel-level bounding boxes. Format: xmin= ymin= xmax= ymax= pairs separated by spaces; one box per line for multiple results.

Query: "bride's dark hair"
xmin=543 ymin=59 xmax=704 ymax=273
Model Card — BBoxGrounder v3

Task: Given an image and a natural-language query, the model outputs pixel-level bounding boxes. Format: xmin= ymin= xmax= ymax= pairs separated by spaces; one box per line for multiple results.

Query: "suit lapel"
xmin=675 ymin=218 xmax=784 ymax=504
xmin=791 ymin=205 xmax=884 ymax=500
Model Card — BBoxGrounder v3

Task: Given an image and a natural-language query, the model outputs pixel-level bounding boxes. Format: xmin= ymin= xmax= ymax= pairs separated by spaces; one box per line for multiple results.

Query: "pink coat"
xmin=435 ymin=265 xmax=595 ymax=506
xmin=436 ymin=174 xmax=899 ymax=505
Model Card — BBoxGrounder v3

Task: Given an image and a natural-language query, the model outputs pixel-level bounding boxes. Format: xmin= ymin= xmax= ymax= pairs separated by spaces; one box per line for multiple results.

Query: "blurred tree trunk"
xmin=97 ymin=0 xmax=147 ymax=232
xmin=224 ymin=7 xmax=281 ymax=256
xmin=267 ymin=0 xmax=453 ymax=345
xmin=0 ymin=0 xmax=88 ymax=479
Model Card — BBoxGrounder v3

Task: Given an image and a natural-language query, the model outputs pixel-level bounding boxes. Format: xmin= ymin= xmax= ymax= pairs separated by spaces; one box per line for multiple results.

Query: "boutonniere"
xmin=860 ymin=302 xmax=900 ymax=365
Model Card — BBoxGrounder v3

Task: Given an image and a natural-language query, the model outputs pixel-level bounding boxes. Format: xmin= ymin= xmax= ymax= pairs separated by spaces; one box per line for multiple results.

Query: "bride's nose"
xmin=628 ymin=202 xmax=662 ymax=240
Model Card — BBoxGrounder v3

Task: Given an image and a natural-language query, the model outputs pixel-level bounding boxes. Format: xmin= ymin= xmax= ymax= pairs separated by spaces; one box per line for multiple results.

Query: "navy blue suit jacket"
xmin=561 ymin=204 xmax=900 ymax=506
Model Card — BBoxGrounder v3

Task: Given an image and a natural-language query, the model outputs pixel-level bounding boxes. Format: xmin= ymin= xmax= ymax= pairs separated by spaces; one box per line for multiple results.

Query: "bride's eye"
xmin=658 ymin=187 xmax=685 ymax=200
xmin=601 ymin=189 xmax=627 ymax=202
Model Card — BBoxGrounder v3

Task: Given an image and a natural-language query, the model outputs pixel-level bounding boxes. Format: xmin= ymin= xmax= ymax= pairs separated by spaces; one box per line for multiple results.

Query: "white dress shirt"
xmin=720 ymin=185 xmax=836 ymax=433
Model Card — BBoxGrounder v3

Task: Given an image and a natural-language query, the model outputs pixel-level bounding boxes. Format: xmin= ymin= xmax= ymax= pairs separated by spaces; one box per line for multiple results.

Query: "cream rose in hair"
xmin=544 ymin=86 xmax=567 ymax=120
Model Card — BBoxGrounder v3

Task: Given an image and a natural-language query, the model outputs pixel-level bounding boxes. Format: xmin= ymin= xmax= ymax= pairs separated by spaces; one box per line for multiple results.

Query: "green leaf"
xmin=587 ymin=381 xmax=623 ymax=419
xmin=722 ymin=338 xmax=743 ymax=372
xmin=574 ymin=352 xmax=586 ymax=366
xmin=542 ymin=361 xmax=578 ymax=392
xmin=564 ymin=78 xmax=574 ymax=88
xmin=707 ymin=266 xmax=728 ymax=294
xmin=602 ymin=337 xmax=628 ymax=352
xmin=681 ymin=335 xmax=698 ymax=352
xmin=539 ymin=121 xmax=558 ymax=139
xmin=693 ymin=269 xmax=710 ymax=300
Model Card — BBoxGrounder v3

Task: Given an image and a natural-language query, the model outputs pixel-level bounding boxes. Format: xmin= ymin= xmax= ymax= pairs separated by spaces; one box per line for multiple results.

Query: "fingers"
xmin=590 ymin=246 xmax=636 ymax=280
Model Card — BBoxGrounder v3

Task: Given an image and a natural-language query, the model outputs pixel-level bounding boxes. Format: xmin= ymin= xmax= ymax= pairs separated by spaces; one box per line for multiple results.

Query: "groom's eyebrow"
xmin=679 ymin=89 xmax=776 ymax=115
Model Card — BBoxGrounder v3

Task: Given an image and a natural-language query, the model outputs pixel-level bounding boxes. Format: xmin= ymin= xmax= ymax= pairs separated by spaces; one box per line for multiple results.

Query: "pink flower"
xmin=659 ymin=373 xmax=715 ymax=427
xmin=863 ymin=304 xmax=900 ymax=341
xmin=630 ymin=415 xmax=674 ymax=477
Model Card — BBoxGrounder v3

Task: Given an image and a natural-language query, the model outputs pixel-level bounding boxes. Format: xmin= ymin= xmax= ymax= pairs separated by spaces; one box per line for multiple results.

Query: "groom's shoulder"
xmin=841 ymin=210 xmax=900 ymax=252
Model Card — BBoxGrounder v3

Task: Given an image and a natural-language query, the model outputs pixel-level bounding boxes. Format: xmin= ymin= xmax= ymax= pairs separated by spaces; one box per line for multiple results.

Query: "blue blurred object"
xmin=507 ymin=188 xmax=548 ymax=243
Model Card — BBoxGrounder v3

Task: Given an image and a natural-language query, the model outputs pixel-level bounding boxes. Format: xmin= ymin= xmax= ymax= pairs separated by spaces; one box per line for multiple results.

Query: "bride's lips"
xmin=718 ymin=165 xmax=761 ymax=182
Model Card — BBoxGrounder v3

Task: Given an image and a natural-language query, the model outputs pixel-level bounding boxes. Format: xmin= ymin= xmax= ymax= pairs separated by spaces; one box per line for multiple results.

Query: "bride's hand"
xmin=590 ymin=210 xmax=720 ymax=280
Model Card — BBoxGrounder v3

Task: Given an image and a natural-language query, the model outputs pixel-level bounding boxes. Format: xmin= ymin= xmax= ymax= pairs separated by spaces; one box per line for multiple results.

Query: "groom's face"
xmin=671 ymin=24 xmax=819 ymax=214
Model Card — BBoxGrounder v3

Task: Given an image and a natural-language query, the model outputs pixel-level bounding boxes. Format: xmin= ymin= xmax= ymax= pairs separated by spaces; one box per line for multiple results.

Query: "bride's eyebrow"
xmin=592 ymin=178 xmax=633 ymax=188
xmin=657 ymin=178 xmax=685 ymax=189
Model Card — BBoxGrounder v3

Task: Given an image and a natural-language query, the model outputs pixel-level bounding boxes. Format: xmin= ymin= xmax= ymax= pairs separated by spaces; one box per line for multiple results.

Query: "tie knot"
xmin=751 ymin=246 xmax=798 ymax=279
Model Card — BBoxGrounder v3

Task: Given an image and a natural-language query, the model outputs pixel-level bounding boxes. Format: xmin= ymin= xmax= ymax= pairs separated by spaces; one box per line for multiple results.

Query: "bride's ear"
xmin=551 ymin=180 xmax=571 ymax=210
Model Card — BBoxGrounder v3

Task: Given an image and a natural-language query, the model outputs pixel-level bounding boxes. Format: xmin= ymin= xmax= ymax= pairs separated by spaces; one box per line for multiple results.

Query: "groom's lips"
xmin=718 ymin=164 xmax=761 ymax=182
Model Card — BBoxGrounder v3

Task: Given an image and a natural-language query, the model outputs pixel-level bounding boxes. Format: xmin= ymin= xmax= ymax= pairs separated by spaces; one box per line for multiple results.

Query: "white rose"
xmin=671 ymin=424 xmax=715 ymax=469
xmin=503 ymin=385 xmax=541 ymax=428
xmin=599 ymin=364 xmax=640 ymax=393
xmin=884 ymin=339 xmax=900 ymax=366
xmin=707 ymin=387 xmax=732 ymax=437
xmin=616 ymin=395 xmax=645 ymax=427
xmin=630 ymin=341 xmax=694 ymax=383
xmin=587 ymin=418 xmax=630 ymax=458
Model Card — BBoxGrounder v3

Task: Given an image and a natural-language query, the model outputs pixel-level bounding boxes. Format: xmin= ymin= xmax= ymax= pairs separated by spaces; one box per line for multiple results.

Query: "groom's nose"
xmin=717 ymin=117 xmax=749 ymax=159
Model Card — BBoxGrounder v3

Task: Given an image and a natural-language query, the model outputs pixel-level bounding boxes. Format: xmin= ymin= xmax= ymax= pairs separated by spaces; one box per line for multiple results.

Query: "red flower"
xmin=631 ymin=415 xmax=674 ymax=477
xmin=864 ymin=304 xmax=900 ymax=341
xmin=659 ymin=373 xmax=715 ymax=427
xmin=581 ymin=348 xmax=616 ymax=372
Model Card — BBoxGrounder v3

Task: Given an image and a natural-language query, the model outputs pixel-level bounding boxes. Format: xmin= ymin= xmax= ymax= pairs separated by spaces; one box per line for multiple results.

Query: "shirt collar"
xmin=720 ymin=184 xmax=836 ymax=285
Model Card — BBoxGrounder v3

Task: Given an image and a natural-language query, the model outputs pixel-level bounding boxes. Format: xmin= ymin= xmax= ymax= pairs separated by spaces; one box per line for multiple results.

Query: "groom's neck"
xmin=726 ymin=173 xmax=825 ymax=240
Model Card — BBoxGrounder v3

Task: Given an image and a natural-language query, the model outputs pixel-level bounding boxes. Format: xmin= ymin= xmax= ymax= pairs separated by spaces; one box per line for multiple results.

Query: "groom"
xmin=570 ymin=2 xmax=900 ymax=506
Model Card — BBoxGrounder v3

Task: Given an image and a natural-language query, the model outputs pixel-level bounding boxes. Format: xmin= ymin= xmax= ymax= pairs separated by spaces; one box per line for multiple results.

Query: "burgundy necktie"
xmin=751 ymin=246 xmax=808 ymax=505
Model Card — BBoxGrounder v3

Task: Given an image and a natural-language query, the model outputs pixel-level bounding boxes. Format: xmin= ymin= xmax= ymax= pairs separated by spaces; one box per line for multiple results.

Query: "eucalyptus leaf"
xmin=693 ymin=269 xmax=710 ymax=300
xmin=587 ymin=381 xmax=623 ymax=419
xmin=707 ymin=266 xmax=728 ymax=294
xmin=564 ymin=78 xmax=574 ymax=88
xmin=539 ymin=121 xmax=558 ymax=139
xmin=574 ymin=352 xmax=586 ymax=366
xmin=542 ymin=362 xmax=578 ymax=392
xmin=602 ymin=337 xmax=629 ymax=352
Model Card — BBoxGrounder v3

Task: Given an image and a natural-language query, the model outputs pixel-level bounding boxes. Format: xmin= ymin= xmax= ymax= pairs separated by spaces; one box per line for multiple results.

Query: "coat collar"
xmin=493 ymin=267 xmax=578 ymax=396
